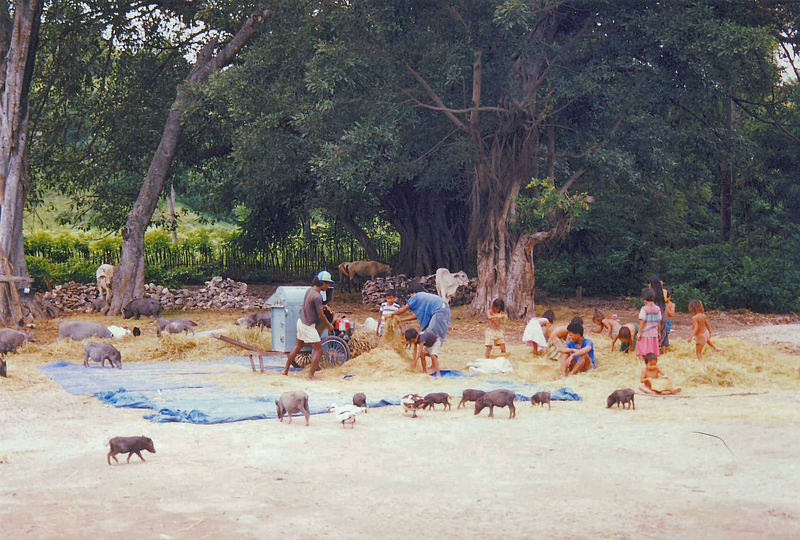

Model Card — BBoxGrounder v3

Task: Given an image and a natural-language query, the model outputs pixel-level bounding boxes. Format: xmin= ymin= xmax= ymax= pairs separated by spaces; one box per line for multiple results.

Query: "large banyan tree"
xmin=307 ymin=0 xmax=789 ymax=318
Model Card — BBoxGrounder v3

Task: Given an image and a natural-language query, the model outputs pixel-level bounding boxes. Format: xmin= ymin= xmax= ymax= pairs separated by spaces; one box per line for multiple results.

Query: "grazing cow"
xmin=339 ymin=260 xmax=391 ymax=291
xmin=337 ymin=262 xmax=352 ymax=292
xmin=435 ymin=268 xmax=470 ymax=303
xmin=96 ymin=264 xmax=115 ymax=302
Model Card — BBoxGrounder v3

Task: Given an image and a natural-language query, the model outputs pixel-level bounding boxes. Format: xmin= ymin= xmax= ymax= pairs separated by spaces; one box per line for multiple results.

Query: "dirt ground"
xmin=1 ymin=293 xmax=798 ymax=539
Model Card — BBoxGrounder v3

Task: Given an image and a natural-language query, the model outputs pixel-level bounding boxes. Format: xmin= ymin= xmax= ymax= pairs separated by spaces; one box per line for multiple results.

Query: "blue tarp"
xmin=40 ymin=357 xmax=580 ymax=425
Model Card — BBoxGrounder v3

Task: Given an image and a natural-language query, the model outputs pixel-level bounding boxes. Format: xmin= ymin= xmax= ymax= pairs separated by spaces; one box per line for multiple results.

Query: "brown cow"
xmin=338 ymin=260 xmax=391 ymax=291
xmin=338 ymin=262 xmax=352 ymax=292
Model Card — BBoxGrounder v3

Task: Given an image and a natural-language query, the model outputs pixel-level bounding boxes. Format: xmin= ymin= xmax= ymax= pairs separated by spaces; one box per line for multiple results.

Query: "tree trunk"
xmin=108 ymin=7 xmax=272 ymax=315
xmin=385 ymin=179 xmax=469 ymax=276
xmin=168 ymin=183 xmax=177 ymax=244
xmin=0 ymin=0 xmax=42 ymax=324
xmin=339 ymin=216 xmax=379 ymax=261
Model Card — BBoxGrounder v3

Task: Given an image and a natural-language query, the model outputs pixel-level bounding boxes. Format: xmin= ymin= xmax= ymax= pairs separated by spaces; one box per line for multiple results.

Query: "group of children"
xmin=374 ymin=277 xmax=722 ymax=390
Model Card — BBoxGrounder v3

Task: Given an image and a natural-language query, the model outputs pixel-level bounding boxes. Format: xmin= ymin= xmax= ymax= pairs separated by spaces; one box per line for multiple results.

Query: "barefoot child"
xmin=591 ymin=310 xmax=621 ymax=338
xmin=687 ymin=299 xmax=722 ymax=360
xmin=404 ymin=328 xmax=442 ymax=377
xmin=485 ymin=298 xmax=507 ymax=358
xmin=664 ymin=289 xmax=675 ymax=352
xmin=558 ymin=321 xmax=596 ymax=378
xmin=635 ymin=289 xmax=661 ymax=361
xmin=522 ymin=309 xmax=554 ymax=355
xmin=639 ymin=353 xmax=681 ymax=394
xmin=610 ymin=323 xmax=638 ymax=353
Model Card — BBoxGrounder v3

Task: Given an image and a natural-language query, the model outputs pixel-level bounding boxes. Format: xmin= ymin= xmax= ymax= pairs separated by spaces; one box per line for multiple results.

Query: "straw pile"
xmin=348 ymin=327 xmax=380 ymax=358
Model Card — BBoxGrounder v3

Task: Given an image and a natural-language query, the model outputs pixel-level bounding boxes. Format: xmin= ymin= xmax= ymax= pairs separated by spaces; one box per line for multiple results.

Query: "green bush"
xmin=536 ymin=241 xmax=800 ymax=313
xmin=26 ymin=255 xmax=54 ymax=291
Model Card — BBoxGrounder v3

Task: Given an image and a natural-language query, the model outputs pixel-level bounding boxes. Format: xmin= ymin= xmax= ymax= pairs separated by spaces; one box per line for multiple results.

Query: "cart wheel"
xmin=293 ymin=353 xmax=312 ymax=369
xmin=320 ymin=335 xmax=350 ymax=368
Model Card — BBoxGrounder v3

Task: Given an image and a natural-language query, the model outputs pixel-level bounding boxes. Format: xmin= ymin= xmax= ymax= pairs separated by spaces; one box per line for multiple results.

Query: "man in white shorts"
xmin=283 ymin=271 xmax=335 ymax=380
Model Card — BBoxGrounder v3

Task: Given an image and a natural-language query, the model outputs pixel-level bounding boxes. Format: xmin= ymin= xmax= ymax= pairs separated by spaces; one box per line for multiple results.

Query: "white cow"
xmin=435 ymin=268 xmax=470 ymax=303
xmin=96 ymin=264 xmax=115 ymax=302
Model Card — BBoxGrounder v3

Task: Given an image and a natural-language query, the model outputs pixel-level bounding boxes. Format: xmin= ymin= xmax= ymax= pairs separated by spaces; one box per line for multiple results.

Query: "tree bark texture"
xmin=339 ymin=216 xmax=380 ymax=261
xmin=404 ymin=10 xmax=582 ymax=319
xmin=384 ymin=178 xmax=469 ymax=276
xmin=0 ymin=0 xmax=42 ymax=324
xmin=108 ymin=7 xmax=272 ymax=315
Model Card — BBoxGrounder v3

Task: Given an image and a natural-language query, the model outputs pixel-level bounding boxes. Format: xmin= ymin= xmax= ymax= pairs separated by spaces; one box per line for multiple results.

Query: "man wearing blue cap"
xmin=283 ymin=271 xmax=335 ymax=380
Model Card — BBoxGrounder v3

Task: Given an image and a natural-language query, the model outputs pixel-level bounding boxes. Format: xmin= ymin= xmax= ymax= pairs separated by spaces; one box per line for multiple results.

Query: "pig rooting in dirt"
xmin=474 ymin=389 xmax=516 ymax=419
xmin=531 ymin=391 xmax=551 ymax=409
xmin=422 ymin=392 xmax=451 ymax=411
xmin=123 ymin=298 xmax=162 ymax=320
xmin=457 ymin=389 xmax=485 ymax=409
xmin=276 ymin=391 xmax=310 ymax=426
xmin=157 ymin=317 xmax=198 ymax=336
xmin=607 ymin=388 xmax=636 ymax=410
xmin=59 ymin=321 xmax=112 ymax=341
xmin=352 ymin=392 xmax=367 ymax=411
xmin=0 ymin=328 xmax=33 ymax=356
xmin=83 ymin=341 xmax=122 ymax=368
xmin=107 ymin=436 xmax=156 ymax=465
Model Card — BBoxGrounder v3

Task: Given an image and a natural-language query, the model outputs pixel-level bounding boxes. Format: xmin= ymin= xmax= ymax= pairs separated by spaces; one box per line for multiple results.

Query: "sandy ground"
xmin=1 ymin=297 xmax=799 ymax=539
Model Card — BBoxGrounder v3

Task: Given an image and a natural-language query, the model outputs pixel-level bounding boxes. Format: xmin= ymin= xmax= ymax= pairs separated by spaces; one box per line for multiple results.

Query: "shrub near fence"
xmin=26 ymin=232 xmax=399 ymax=289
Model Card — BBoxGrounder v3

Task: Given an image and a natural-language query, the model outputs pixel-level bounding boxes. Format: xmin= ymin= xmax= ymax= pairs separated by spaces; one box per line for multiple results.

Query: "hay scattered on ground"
xmin=329 ymin=346 xmax=412 ymax=377
xmin=348 ymin=327 xmax=380 ymax=358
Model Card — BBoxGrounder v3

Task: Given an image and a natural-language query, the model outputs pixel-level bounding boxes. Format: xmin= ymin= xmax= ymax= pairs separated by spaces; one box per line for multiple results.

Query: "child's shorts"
xmin=422 ymin=337 xmax=442 ymax=357
xmin=485 ymin=329 xmax=505 ymax=347
xmin=666 ymin=320 xmax=673 ymax=334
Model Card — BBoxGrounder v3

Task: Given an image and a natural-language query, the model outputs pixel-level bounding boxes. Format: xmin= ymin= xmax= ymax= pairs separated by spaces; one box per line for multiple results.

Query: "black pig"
xmin=353 ymin=392 xmax=368 ymax=412
xmin=457 ymin=389 xmax=485 ymax=409
xmin=607 ymin=388 xmax=636 ymax=409
xmin=122 ymin=298 xmax=162 ymax=320
xmin=422 ymin=392 xmax=451 ymax=411
xmin=107 ymin=436 xmax=156 ymax=465
xmin=531 ymin=391 xmax=551 ymax=409
xmin=474 ymin=389 xmax=516 ymax=419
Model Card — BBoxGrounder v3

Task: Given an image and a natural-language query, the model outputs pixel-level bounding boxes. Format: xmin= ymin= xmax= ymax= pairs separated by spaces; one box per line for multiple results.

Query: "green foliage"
xmin=513 ymin=178 xmax=591 ymax=234
xmin=536 ymin=239 xmax=800 ymax=313
xmin=26 ymin=255 xmax=97 ymax=291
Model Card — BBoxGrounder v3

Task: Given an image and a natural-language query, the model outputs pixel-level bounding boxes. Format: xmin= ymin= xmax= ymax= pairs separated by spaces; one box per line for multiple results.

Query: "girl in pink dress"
xmin=635 ymin=288 xmax=662 ymax=360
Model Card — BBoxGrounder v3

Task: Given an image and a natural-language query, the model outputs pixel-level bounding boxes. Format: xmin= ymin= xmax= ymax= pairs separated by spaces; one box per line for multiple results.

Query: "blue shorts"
xmin=666 ymin=320 xmax=673 ymax=334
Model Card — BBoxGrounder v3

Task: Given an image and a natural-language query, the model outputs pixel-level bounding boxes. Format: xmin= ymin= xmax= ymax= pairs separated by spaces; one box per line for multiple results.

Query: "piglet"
xmin=107 ymin=436 xmax=156 ymax=465
xmin=276 ymin=391 xmax=310 ymax=426
xmin=530 ymin=391 xmax=551 ymax=409
xmin=457 ymin=389 xmax=485 ymax=409
xmin=422 ymin=392 xmax=451 ymax=411
xmin=353 ymin=392 xmax=368 ymax=412
xmin=607 ymin=388 xmax=636 ymax=410
xmin=474 ymin=389 xmax=516 ymax=419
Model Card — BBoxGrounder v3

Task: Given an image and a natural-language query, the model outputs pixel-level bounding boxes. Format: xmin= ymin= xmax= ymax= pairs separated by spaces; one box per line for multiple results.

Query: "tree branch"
xmin=403 ymin=63 xmax=468 ymax=132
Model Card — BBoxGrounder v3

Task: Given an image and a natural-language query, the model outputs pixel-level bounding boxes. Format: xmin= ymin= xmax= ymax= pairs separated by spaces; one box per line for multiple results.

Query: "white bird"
xmin=401 ymin=393 xmax=425 ymax=418
xmin=327 ymin=404 xmax=367 ymax=428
